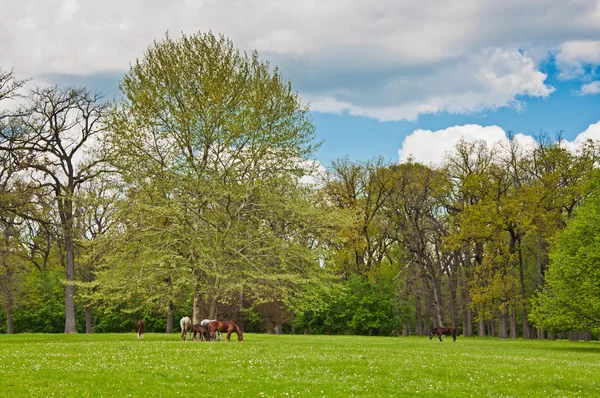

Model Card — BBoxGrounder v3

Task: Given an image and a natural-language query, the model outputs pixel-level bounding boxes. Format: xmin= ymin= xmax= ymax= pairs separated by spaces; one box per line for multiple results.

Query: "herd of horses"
xmin=137 ymin=316 xmax=244 ymax=342
xmin=137 ymin=318 xmax=455 ymax=343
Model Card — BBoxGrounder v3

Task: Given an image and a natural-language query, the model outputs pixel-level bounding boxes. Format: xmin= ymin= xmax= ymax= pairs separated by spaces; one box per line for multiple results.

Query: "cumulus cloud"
xmin=397 ymin=123 xmax=600 ymax=166
xmin=1 ymin=1 xmax=600 ymax=121
xmin=306 ymin=49 xmax=554 ymax=121
xmin=556 ymin=40 xmax=600 ymax=79
xmin=577 ymin=81 xmax=600 ymax=95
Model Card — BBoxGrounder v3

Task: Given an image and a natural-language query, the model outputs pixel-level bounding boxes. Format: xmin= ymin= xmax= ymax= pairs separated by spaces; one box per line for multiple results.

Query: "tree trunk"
xmin=85 ymin=305 xmax=94 ymax=333
xmin=192 ymin=281 xmax=202 ymax=325
xmin=192 ymin=281 xmax=203 ymax=325
xmin=61 ymin=198 xmax=77 ymax=334
xmin=478 ymin=317 xmax=486 ymax=337
xmin=166 ymin=301 xmax=173 ymax=333
xmin=460 ymin=268 xmax=473 ymax=337
xmin=208 ymin=296 xmax=218 ymax=319
xmin=463 ymin=307 xmax=473 ymax=337
xmin=6 ymin=305 xmax=13 ymax=334
xmin=275 ymin=324 xmax=282 ymax=334
xmin=430 ymin=277 xmax=444 ymax=327
xmin=449 ymin=269 xmax=458 ymax=328
xmin=509 ymin=305 xmax=518 ymax=339
xmin=499 ymin=311 xmax=508 ymax=338
xmin=290 ymin=309 xmax=295 ymax=335
xmin=424 ymin=300 xmax=431 ymax=336
xmin=515 ymin=236 xmax=529 ymax=339
xmin=488 ymin=319 xmax=496 ymax=337
xmin=415 ymin=296 xmax=423 ymax=336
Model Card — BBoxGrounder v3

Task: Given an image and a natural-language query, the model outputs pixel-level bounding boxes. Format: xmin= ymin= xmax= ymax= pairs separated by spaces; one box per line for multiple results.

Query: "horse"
xmin=137 ymin=320 xmax=146 ymax=339
xmin=200 ymin=319 xmax=221 ymax=341
xmin=180 ymin=316 xmax=192 ymax=341
xmin=191 ymin=324 xmax=209 ymax=341
xmin=429 ymin=326 xmax=456 ymax=342
xmin=208 ymin=320 xmax=243 ymax=342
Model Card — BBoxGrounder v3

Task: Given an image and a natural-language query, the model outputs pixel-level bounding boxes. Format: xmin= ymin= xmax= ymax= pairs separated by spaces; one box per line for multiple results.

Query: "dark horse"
xmin=208 ymin=320 xmax=244 ymax=342
xmin=191 ymin=324 xmax=209 ymax=341
xmin=429 ymin=326 xmax=456 ymax=342
xmin=137 ymin=320 xmax=146 ymax=339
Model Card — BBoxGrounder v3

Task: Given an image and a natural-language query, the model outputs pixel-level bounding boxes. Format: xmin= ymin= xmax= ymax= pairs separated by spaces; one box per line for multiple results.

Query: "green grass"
xmin=0 ymin=333 xmax=598 ymax=397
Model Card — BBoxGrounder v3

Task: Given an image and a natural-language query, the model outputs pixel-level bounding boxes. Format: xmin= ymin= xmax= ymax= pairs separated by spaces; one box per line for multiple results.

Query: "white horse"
xmin=180 ymin=316 xmax=192 ymax=340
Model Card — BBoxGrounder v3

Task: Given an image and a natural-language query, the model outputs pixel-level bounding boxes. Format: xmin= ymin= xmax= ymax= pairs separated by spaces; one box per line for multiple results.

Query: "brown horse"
xmin=136 ymin=320 xmax=146 ymax=339
xmin=191 ymin=324 xmax=209 ymax=341
xmin=429 ymin=326 xmax=456 ymax=342
xmin=208 ymin=320 xmax=244 ymax=342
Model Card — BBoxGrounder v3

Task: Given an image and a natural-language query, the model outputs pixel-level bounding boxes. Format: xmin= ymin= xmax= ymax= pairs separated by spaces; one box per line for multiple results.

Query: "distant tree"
xmin=321 ymin=157 xmax=397 ymax=277
xmin=1 ymin=85 xmax=109 ymax=333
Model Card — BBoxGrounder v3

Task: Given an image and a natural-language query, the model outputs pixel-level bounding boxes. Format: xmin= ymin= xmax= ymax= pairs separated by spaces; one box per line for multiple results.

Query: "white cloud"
xmin=396 ymin=123 xmax=600 ymax=166
xmin=556 ymin=40 xmax=600 ymax=79
xmin=570 ymin=120 xmax=600 ymax=144
xmin=1 ymin=1 xmax=599 ymax=121
xmin=577 ymin=81 xmax=600 ymax=95
xmin=398 ymin=125 xmax=504 ymax=165
xmin=307 ymin=49 xmax=554 ymax=121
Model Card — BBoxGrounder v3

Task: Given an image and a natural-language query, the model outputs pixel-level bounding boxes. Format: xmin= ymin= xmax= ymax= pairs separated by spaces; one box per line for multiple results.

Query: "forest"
xmin=1 ymin=31 xmax=599 ymax=339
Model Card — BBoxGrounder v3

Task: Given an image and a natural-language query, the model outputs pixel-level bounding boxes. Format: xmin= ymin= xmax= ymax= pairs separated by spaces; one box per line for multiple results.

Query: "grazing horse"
xmin=429 ymin=326 xmax=457 ymax=342
xmin=137 ymin=320 xmax=146 ymax=339
xmin=180 ymin=316 xmax=192 ymax=341
xmin=208 ymin=320 xmax=243 ymax=342
xmin=200 ymin=319 xmax=221 ymax=341
xmin=192 ymin=324 xmax=209 ymax=341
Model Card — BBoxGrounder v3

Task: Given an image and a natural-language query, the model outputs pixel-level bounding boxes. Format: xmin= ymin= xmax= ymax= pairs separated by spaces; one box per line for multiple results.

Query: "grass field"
xmin=0 ymin=333 xmax=598 ymax=397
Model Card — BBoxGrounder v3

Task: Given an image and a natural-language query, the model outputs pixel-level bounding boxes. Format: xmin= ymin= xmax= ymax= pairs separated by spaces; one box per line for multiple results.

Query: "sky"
xmin=2 ymin=0 xmax=600 ymax=168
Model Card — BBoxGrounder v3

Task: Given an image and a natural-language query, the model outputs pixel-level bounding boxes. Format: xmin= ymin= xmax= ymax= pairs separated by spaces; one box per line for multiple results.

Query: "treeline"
xmin=1 ymin=32 xmax=598 ymax=338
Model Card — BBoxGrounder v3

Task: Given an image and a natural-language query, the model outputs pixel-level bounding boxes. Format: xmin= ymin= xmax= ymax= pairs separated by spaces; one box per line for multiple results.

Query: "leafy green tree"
xmin=102 ymin=31 xmax=333 ymax=325
xmin=530 ymin=178 xmax=600 ymax=333
xmin=321 ymin=157 xmax=397 ymax=277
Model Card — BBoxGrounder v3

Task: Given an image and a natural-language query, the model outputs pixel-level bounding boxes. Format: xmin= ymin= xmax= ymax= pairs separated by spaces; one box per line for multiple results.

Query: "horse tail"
xmin=180 ymin=318 xmax=186 ymax=340
xmin=236 ymin=323 xmax=244 ymax=342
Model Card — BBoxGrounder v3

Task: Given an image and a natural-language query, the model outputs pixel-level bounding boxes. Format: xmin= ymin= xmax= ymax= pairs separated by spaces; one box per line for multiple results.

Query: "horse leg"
xmin=226 ymin=331 xmax=232 ymax=342
xmin=438 ymin=335 xmax=443 ymax=342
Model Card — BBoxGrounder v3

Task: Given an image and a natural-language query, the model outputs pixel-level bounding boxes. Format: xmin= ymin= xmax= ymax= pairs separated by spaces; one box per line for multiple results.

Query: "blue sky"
xmin=2 ymin=1 xmax=600 ymax=168
xmin=314 ymin=61 xmax=600 ymax=165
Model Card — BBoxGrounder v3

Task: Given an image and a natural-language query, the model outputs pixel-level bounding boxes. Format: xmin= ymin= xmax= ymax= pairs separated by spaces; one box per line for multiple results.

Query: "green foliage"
xmin=11 ymin=269 xmax=64 ymax=333
xmin=530 ymin=185 xmax=600 ymax=332
xmin=296 ymin=275 xmax=402 ymax=335
xmin=99 ymin=30 xmax=336 ymax=314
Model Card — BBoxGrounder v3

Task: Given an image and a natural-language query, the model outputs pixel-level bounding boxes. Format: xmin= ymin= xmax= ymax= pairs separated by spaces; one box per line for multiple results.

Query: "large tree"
xmin=530 ymin=176 xmax=600 ymax=334
xmin=102 ymin=31 xmax=331 ymax=325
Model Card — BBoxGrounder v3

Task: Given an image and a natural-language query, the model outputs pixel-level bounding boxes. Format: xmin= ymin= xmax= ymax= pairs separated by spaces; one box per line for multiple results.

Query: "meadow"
xmin=0 ymin=333 xmax=598 ymax=397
